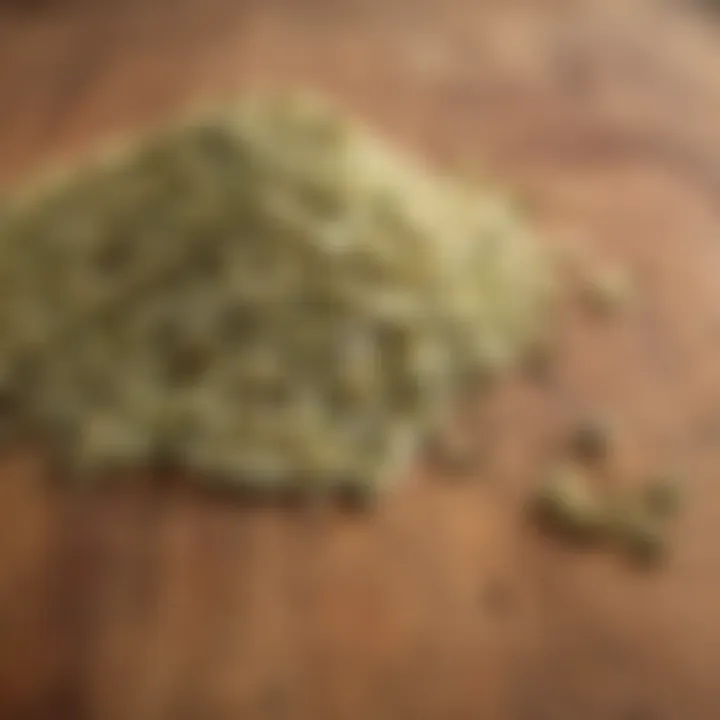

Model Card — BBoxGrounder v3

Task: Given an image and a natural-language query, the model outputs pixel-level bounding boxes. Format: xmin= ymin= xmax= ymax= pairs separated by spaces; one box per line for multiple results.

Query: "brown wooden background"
xmin=3 ymin=0 xmax=720 ymax=718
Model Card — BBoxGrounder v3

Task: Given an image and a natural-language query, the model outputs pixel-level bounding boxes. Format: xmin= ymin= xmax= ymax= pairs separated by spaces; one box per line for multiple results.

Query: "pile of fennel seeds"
xmin=0 ymin=95 xmax=553 ymax=501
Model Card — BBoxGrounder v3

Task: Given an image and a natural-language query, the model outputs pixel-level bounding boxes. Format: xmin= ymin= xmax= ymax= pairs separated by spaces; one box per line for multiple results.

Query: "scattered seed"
xmin=533 ymin=464 xmax=606 ymax=539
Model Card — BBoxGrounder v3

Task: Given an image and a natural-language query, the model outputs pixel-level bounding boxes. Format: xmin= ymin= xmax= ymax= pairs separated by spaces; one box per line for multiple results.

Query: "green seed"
xmin=533 ymin=465 xmax=606 ymax=538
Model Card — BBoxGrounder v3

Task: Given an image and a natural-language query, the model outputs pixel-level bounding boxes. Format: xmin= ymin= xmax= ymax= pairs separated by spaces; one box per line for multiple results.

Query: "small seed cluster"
xmin=0 ymin=95 xmax=553 ymax=500
xmin=533 ymin=418 xmax=682 ymax=565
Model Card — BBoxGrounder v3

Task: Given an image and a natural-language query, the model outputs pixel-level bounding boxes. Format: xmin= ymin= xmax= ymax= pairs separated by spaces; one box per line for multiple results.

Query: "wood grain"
xmin=2 ymin=0 xmax=720 ymax=718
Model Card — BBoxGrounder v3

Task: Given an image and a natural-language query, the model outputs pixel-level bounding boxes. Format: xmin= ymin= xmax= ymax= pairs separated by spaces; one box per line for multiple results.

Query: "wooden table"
xmin=2 ymin=0 xmax=720 ymax=717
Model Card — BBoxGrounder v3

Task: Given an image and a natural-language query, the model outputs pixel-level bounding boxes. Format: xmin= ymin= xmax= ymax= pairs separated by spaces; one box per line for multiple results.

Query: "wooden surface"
xmin=3 ymin=0 xmax=720 ymax=718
